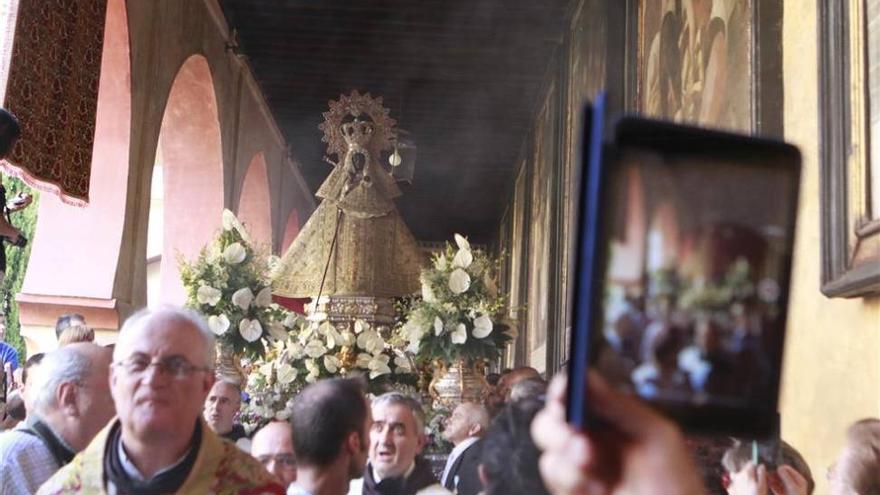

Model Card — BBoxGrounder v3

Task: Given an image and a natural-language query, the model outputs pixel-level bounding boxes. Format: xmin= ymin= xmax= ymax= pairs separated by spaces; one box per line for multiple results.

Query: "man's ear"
xmin=467 ymin=423 xmax=483 ymax=438
xmin=347 ymin=429 xmax=362 ymax=455
xmin=57 ymin=381 xmax=79 ymax=416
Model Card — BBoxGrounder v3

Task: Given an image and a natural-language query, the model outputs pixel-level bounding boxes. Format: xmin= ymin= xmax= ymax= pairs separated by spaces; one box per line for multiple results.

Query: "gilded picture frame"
xmin=818 ymin=0 xmax=880 ymax=297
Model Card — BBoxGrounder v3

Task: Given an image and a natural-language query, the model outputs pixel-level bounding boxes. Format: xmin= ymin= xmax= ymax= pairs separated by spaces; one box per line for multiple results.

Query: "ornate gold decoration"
xmin=429 ymin=359 xmax=489 ymax=410
xmin=215 ymin=341 xmax=246 ymax=389
xmin=274 ymin=91 xmax=423 ymax=299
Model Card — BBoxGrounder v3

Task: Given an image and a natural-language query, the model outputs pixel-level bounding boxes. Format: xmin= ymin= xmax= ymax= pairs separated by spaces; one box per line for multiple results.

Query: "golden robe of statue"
xmin=273 ymin=92 xmax=423 ymax=298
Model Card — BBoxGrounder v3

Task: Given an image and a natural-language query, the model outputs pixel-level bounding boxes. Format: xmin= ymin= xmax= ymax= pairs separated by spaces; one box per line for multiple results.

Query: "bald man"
xmin=251 ymin=421 xmax=297 ymax=488
xmin=441 ymin=402 xmax=490 ymax=495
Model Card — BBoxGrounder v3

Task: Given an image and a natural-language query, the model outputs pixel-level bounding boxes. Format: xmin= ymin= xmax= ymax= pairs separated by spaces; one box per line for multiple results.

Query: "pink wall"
xmin=237 ymin=152 xmax=272 ymax=249
xmin=19 ymin=0 xmax=131 ymax=325
xmin=280 ymin=209 xmax=300 ymax=253
xmin=156 ymin=55 xmax=224 ymax=305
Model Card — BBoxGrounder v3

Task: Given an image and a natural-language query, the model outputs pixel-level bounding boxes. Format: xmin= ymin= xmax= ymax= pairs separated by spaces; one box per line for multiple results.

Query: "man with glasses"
xmin=0 ymin=343 xmax=113 ymax=494
xmin=251 ymin=421 xmax=297 ymax=488
xmin=38 ymin=306 xmax=284 ymax=494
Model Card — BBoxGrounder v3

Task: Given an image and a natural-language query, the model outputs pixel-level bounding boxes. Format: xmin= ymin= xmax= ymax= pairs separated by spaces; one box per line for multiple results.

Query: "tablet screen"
xmin=594 ymin=147 xmax=798 ymax=411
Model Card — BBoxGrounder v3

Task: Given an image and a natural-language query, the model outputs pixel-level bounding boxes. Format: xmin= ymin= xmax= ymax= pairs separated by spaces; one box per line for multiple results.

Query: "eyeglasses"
xmin=113 ymin=354 xmax=212 ymax=380
xmin=257 ymin=454 xmax=297 ymax=468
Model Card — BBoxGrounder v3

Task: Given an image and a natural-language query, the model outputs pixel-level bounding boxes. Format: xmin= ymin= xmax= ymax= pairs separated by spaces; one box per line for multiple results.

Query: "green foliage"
xmin=399 ymin=234 xmax=512 ymax=364
xmin=1 ymin=176 xmax=38 ymax=359
xmin=178 ymin=210 xmax=291 ymax=360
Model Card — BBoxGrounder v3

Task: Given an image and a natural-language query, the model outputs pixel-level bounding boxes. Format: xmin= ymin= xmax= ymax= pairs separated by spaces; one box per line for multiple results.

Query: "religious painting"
xmin=506 ymin=161 xmax=528 ymax=368
xmin=526 ymin=88 xmax=556 ymax=371
xmin=637 ymin=0 xmax=754 ymax=133
xmin=819 ymin=0 xmax=880 ymax=297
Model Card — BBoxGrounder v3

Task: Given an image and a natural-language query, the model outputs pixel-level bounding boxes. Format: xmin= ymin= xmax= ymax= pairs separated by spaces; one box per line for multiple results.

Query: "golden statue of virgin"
xmin=273 ymin=91 xmax=422 ymax=312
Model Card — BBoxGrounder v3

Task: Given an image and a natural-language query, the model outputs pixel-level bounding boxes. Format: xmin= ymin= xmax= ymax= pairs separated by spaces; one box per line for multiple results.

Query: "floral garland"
xmin=241 ymin=318 xmax=416 ymax=431
xmin=400 ymin=234 xmax=512 ymax=364
xmin=179 ymin=210 xmax=293 ymax=360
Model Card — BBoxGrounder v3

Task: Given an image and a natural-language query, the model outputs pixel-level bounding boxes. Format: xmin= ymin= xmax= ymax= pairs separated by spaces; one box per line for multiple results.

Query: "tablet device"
xmin=568 ymin=113 xmax=801 ymax=436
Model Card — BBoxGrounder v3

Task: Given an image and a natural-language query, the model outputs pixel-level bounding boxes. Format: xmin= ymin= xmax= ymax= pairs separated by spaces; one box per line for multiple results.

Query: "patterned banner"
xmin=1 ymin=0 xmax=107 ymax=205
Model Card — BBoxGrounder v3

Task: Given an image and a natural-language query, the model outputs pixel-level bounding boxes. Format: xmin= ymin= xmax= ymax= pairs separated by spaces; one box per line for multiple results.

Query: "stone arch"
xmin=280 ymin=209 xmax=300 ymax=253
xmin=147 ymin=54 xmax=224 ymax=306
xmin=236 ymin=152 xmax=272 ymax=249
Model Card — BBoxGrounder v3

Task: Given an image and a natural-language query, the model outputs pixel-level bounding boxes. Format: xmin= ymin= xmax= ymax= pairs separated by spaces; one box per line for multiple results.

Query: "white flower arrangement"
xmin=179 ymin=209 xmax=293 ymax=360
xmin=400 ymin=234 xmax=512 ymax=363
xmin=240 ymin=317 xmax=416 ymax=431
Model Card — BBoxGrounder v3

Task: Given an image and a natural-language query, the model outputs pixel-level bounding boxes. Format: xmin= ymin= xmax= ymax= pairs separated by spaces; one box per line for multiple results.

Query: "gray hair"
xmin=31 ymin=346 xmax=94 ymax=414
xmin=372 ymin=392 xmax=425 ymax=434
xmin=114 ymin=306 xmax=216 ymax=367
xmin=459 ymin=402 xmax=491 ymax=433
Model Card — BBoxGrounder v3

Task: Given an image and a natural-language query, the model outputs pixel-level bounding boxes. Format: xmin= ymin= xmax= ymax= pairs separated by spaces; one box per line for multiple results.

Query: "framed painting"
xmin=818 ymin=0 xmax=880 ymax=297
xmin=632 ymin=0 xmax=783 ymax=136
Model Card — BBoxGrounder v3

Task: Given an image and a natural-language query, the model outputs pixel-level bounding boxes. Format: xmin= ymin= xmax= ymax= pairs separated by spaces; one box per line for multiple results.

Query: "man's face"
xmin=110 ymin=315 xmax=214 ymax=440
xmin=369 ymin=402 xmax=424 ymax=479
xmin=204 ymin=381 xmax=240 ymax=435
xmin=443 ymin=404 xmax=473 ymax=445
xmin=252 ymin=421 xmax=297 ymax=487
xmin=76 ymin=347 xmax=116 ymax=441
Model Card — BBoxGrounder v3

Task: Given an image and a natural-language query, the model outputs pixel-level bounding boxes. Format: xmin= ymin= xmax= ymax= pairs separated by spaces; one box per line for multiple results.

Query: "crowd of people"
xmin=0 ymin=306 xmax=876 ymax=495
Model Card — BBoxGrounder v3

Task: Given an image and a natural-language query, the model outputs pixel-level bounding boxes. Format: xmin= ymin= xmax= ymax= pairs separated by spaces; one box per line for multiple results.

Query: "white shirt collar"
xmin=118 ymin=439 xmax=193 ymax=481
xmin=372 ymin=460 xmax=416 ymax=483
xmin=441 ymin=436 xmax=480 ymax=485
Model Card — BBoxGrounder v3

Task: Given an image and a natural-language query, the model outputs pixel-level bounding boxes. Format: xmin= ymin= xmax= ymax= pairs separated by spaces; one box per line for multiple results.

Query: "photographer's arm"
xmin=531 ymin=373 xmax=706 ymax=495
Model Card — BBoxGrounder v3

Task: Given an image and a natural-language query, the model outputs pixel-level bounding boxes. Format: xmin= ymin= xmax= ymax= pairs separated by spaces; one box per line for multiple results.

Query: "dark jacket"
xmin=361 ymin=457 xmax=438 ymax=495
xmin=443 ymin=439 xmax=483 ymax=495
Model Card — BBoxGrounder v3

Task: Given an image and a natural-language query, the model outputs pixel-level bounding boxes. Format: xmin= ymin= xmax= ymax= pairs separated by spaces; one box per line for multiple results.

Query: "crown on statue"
xmin=341 ymin=119 xmax=375 ymax=150
xmin=320 ymin=91 xmax=396 ymax=161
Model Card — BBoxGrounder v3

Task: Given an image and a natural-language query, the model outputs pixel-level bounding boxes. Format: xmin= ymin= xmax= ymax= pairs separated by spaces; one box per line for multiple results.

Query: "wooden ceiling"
xmin=218 ymin=0 xmax=570 ymax=244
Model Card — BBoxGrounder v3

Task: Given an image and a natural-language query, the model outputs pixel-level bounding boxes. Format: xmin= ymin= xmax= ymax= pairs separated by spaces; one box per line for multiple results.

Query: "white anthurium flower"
xmin=282 ymin=313 xmax=299 ymax=329
xmin=275 ymin=363 xmax=298 ymax=385
xmin=452 ymin=248 xmax=473 ymax=269
xmin=324 ymin=355 xmax=342 ymax=374
xmin=356 ymin=353 xmax=373 ymax=369
xmin=222 ymin=209 xmax=237 ymax=231
xmin=304 ymin=359 xmax=320 ymax=383
xmin=356 ymin=330 xmax=384 ymax=355
xmin=267 ymin=321 xmax=287 ymax=341
xmin=433 ymin=316 xmax=444 ymax=336
xmin=448 ymin=268 xmax=471 ymax=294
xmin=421 ymin=278 xmax=437 ymax=303
xmin=223 ymin=242 xmax=247 ymax=265
xmin=232 ymin=287 xmax=254 ymax=311
xmin=454 ymin=233 xmax=471 ymax=252
xmin=238 ymin=318 xmax=263 ymax=342
xmin=353 ymin=320 xmax=368 ymax=334
xmin=304 ymin=339 xmax=327 ymax=358
xmin=254 ymin=287 xmax=273 ymax=307
xmin=436 ymin=253 xmax=448 ymax=270
xmin=368 ymin=354 xmax=392 ymax=379
xmin=258 ymin=362 xmax=274 ymax=378
xmin=287 ymin=342 xmax=305 ymax=360
xmin=207 ymin=314 xmax=230 ymax=336
xmin=197 ymin=285 xmax=222 ymax=306
xmin=339 ymin=330 xmax=356 ymax=347
xmin=472 ymin=314 xmax=494 ymax=339
xmin=450 ymin=323 xmax=467 ymax=344
xmin=394 ymin=354 xmax=413 ymax=373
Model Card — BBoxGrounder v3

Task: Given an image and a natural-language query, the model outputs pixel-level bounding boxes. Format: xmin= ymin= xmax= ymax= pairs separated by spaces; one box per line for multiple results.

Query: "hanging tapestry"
xmin=1 ymin=0 xmax=107 ymax=205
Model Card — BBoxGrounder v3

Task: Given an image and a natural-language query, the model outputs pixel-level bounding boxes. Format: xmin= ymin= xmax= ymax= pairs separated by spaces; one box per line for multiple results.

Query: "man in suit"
xmin=441 ymin=402 xmax=490 ymax=495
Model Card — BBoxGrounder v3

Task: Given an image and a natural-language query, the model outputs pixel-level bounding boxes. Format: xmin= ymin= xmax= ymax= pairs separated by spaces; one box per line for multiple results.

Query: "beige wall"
xmin=780 ymin=2 xmax=880 ymax=492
